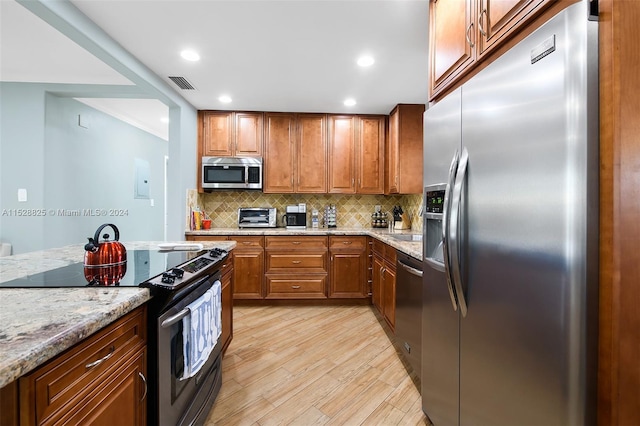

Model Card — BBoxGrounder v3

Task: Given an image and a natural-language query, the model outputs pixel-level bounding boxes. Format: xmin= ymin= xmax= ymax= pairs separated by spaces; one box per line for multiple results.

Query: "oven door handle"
xmin=161 ymin=308 xmax=189 ymax=328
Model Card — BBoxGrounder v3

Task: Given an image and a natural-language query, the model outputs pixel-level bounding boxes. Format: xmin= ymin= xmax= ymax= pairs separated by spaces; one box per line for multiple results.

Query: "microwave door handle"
xmin=245 ymin=166 xmax=249 ymax=185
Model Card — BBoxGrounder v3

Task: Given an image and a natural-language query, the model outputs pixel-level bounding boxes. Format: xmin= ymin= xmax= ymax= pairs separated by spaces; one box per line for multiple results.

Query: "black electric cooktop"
xmin=0 ymin=250 xmax=204 ymax=288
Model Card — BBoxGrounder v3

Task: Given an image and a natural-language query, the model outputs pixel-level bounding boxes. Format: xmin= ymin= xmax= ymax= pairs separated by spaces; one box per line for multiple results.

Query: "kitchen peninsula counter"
xmin=186 ymin=227 xmax=423 ymax=261
xmin=0 ymin=241 xmax=235 ymax=388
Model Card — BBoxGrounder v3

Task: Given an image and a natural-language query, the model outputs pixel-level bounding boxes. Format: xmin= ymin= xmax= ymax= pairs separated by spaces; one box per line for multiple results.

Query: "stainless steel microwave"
xmin=201 ymin=157 xmax=262 ymax=190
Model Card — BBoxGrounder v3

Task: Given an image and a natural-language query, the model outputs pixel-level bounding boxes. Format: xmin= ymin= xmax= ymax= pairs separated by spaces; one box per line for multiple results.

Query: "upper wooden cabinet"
xmin=328 ymin=115 xmax=385 ymax=194
xmin=429 ymin=0 xmax=553 ymax=100
xmin=263 ymin=113 xmax=327 ymax=193
xmin=358 ymin=116 xmax=386 ymax=194
xmin=263 ymin=113 xmax=296 ymax=193
xmin=328 ymin=115 xmax=356 ymax=193
xmin=386 ymin=104 xmax=425 ymax=195
xmin=430 ymin=0 xmax=476 ymax=100
xmin=297 ymin=114 xmax=328 ymax=193
xmin=199 ymin=111 xmax=263 ymax=157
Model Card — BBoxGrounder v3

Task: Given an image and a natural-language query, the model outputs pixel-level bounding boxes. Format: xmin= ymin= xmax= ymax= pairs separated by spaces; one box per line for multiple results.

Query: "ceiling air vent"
xmin=168 ymin=76 xmax=195 ymax=90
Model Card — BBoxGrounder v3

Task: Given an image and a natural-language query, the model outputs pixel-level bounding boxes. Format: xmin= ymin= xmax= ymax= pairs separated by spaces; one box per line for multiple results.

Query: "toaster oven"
xmin=237 ymin=207 xmax=277 ymax=228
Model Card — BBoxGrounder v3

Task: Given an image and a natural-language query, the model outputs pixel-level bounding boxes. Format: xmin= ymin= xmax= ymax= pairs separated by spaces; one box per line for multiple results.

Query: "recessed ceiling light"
xmin=218 ymin=95 xmax=232 ymax=103
xmin=344 ymin=98 xmax=357 ymax=106
xmin=180 ymin=49 xmax=200 ymax=62
xmin=357 ymin=55 xmax=375 ymax=67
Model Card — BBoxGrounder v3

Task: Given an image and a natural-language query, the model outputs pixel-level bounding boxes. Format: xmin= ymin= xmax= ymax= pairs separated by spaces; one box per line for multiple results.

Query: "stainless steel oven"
xmin=201 ymin=156 xmax=262 ymax=190
xmin=142 ymin=248 xmax=228 ymax=426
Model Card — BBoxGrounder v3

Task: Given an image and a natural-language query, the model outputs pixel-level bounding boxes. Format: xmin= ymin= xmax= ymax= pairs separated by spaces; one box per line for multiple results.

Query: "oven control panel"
xmin=143 ymin=248 xmax=228 ymax=290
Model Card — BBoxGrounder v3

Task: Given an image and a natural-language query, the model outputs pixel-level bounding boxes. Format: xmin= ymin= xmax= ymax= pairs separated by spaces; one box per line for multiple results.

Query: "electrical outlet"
xmin=17 ymin=188 xmax=27 ymax=202
xmin=374 ymin=205 xmax=381 ymax=212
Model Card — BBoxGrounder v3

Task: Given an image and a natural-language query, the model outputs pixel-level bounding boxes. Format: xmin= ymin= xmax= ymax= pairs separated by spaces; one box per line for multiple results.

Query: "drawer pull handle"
xmin=242 ymin=241 xmax=252 ymax=245
xmin=139 ymin=372 xmax=148 ymax=401
xmin=291 ymin=285 xmax=301 ymax=289
xmin=86 ymin=345 xmax=115 ymax=369
xmin=292 ymin=241 xmax=301 ymax=245
xmin=342 ymin=241 xmax=352 ymax=245
xmin=292 ymin=260 xmax=302 ymax=264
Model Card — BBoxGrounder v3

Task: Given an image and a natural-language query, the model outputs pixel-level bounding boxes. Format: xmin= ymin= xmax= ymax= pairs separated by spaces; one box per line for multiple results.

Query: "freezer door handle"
xmin=449 ymin=147 xmax=469 ymax=317
xmin=442 ymin=150 xmax=460 ymax=311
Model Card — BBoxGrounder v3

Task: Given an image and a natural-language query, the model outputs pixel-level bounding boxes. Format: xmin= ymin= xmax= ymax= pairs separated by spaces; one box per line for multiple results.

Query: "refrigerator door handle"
xmin=442 ymin=150 xmax=460 ymax=311
xmin=449 ymin=147 xmax=469 ymax=317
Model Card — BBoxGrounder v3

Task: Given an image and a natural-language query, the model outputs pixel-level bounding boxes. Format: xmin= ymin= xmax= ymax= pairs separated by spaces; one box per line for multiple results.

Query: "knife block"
xmin=394 ymin=213 xmax=412 ymax=230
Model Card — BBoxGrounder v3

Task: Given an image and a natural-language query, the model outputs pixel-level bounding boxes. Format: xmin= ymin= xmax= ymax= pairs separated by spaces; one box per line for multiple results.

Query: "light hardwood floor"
xmin=205 ymin=304 xmax=428 ymax=425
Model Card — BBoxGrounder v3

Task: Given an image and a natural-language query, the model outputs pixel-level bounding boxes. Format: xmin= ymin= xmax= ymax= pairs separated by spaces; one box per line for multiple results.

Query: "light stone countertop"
xmin=186 ymin=227 xmax=423 ymax=261
xmin=0 ymin=240 xmax=235 ymax=388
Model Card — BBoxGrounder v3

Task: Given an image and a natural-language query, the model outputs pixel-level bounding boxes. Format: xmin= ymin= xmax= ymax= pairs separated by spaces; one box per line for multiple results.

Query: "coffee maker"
xmin=283 ymin=204 xmax=307 ymax=229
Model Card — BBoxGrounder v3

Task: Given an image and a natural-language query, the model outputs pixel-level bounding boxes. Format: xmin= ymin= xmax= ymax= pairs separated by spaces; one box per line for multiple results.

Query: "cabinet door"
xmin=201 ymin=111 xmax=233 ymax=156
xmin=477 ymin=0 xmax=551 ymax=57
xmin=357 ymin=116 xmax=385 ymax=194
xmin=429 ymin=0 xmax=476 ymax=99
xmin=52 ymin=349 xmax=146 ymax=426
xmin=372 ymin=255 xmax=384 ymax=315
xmin=329 ymin=251 xmax=367 ymax=298
xmin=394 ymin=104 xmax=425 ymax=194
xmin=221 ymin=267 xmax=233 ymax=354
xmin=387 ymin=109 xmax=399 ymax=194
xmin=264 ymin=113 xmax=295 ymax=193
xmin=328 ymin=115 xmax=356 ymax=193
xmin=297 ymin=114 xmax=327 ymax=193
xmin=383 ymin=264 xmax=397 ymax=331
xmin=233 ymin=250 xmax=264 ymax=299
xmin=235 ymin=112 xmax=263 ymax=157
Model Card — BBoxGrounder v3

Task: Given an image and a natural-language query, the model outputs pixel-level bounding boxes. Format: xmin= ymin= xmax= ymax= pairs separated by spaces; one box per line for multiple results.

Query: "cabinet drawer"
xmin=329 ymin=236 xmax=366 ymax=250
xmin=231 ymin=235 xmax=264 ymax=250
xmin=21 ymin=306 xmax=146 ymax=424
xmin=265 ymin=236 xmax=328 ymax=250
xmin=372 ymin=238 xmax=386 ymax=255
xmin=266 ymin=253 xmax=327 ymax=272
xmin=265 ymin=275 xmax=327 ymax=298
xmin=186 ymin=235 xmax=228 ymax=241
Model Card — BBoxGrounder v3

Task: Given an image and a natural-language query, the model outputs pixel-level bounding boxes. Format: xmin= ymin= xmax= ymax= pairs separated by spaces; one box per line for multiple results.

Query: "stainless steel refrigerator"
xmin=421 ymin=2 xmax=599 ymax=425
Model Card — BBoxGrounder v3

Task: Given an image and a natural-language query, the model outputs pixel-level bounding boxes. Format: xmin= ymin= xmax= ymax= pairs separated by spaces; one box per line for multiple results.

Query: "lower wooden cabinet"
xmin=329 ymin=236 xmax=368 ymax=298
xmin=186 ymin=233 xmax=393 ymax=303
xmin=220 ymin=253 xmax=234 ymax=354
xmin=372 ymin=240 xmax=397 ymax=331
xmin=186 ymin=235 xmax=263 ymax=299
xmin=232 ymin=236 xmax=264 ymax=299
xmin=15 ymin=306 xmax=147 ymax=426
xmin=265 ymin=236 xmax=328 ymax=299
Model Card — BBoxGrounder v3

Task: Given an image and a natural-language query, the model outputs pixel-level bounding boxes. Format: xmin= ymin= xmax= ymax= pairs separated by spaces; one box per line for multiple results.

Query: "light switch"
xmin=18 ymin=188 xmax=27 ymax=202
xmin=150 ymin=199 xmax=155 ymax=207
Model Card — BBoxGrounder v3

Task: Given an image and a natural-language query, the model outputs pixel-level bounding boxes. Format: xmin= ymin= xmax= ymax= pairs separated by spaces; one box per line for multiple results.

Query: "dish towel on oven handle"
xmin=180 ymin=280 xmax=222 ymax=380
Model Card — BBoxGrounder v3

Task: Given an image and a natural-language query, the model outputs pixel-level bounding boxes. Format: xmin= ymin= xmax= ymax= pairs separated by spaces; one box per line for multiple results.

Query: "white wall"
xmin=0 ymin=82 xmax=171 ymax=253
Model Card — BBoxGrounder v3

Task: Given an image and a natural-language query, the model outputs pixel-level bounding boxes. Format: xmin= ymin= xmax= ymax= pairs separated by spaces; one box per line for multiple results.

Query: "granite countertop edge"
xmin=186 ymin=227 xmax=423 ymax=260
xmin=0 ymin=240 xmax=235 ymax=388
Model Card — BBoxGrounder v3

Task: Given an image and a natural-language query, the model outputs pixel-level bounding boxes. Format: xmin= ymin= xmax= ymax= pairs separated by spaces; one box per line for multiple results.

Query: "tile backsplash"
xmin=187 ymin=190 xmax=423 ymax=232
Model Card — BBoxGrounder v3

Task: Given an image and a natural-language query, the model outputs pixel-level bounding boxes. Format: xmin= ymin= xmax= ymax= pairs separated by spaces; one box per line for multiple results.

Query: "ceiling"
xmin=1 ymin=0 xmax=429 ymax=136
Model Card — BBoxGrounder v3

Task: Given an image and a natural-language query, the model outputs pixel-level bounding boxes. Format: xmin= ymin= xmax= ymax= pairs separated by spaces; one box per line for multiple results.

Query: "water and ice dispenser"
xmin=423 ymin=184 xmax=447 ymax=271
